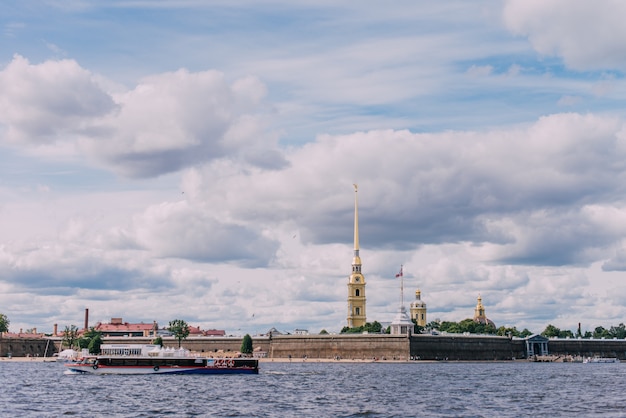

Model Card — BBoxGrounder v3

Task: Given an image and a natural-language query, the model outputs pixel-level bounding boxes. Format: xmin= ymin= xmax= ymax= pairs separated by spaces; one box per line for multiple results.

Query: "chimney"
xmin=84 ymin=308 xmax=89 ymax=331
xmin=53 ymin=324 xmax=58 ymax=336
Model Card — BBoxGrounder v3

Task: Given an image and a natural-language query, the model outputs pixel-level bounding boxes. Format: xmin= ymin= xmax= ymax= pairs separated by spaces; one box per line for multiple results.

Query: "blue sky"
xmin=1 ymin=0 xmax=626 ymax=335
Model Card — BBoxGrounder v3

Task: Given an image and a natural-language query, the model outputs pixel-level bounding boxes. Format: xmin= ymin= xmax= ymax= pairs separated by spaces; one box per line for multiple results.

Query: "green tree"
xmin=152 ymin=336 xmax=163 ymax=346
xmin=319 ymin=329 xmax=329 ymax=335
xmin=168 ymin=319 xmax=190 ymax=348
xmin=0 ymin=313 xmax=9 ymax=333
xmin=78 ymin=327 xmax=102 ymax=353
xmin=62 ymin=325 xmax=79 ymax=349
xmin=426 ymin=320 xmax=441 ymax=331
xmin=609 ymin=323 xmax=626 ymax=339
xmin=241 ymin=334 xmax=253 ymax=356
xmin=436 ymin=319 xmax=497 ymax=335
xmin=519 ymin=328 xmax=533 ymax=338
xmin=459 ymin=319 xmax=478 ymax=333
xmin=541 ymin=324 xmax=561 ymax=338
xmin=593 ymin=326 xmax=609 ymax=339
xmin=340 ymin=321 xmax=383 ymax=334
xmin=363 ymin=321 xmax=382 ymax=333
xmin=541 ymin=324 xmax=574 ymax=338
xmin=340 ymin=325 xmax=363 ymax=333
xmin=88 ymin=333 xmax=103 ymax=354
xmin=411 ymin=319 xmax=424 ymax=335
xmin=496 ymin=326 xmax=521 ymax=337
xmin=438 ymin=321 xmax=460 ymax=333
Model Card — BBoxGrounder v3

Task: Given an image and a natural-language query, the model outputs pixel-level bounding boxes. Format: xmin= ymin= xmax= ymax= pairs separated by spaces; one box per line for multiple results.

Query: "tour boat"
xmin=64 ymin=344 xmax=259 ymax=375
xmin=583 ymin=356 xmax=620 ymax=363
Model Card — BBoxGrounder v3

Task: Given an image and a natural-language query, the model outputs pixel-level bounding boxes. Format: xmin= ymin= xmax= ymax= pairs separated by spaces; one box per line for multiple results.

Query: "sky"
xmin=1 ymin=0 xmax=626 ymax=336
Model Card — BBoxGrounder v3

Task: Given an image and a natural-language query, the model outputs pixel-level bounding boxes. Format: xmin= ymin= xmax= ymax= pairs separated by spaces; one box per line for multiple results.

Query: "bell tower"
xmin=474 ymin=294 xmax=486 ymax=320
xmin=473 ymin=294 xmax=495 ymax=327
xmin=347 ymin=184 xmax=366 ymax=328
xmin=410 ymin=289 xmax=427 ymax=327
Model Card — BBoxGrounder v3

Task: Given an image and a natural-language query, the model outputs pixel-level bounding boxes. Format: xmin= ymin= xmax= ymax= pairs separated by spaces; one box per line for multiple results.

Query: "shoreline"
xmin=1 ymin=356 xmax=411 ymax=363
xmin=1 ymin=355 xmax=526 ymax=364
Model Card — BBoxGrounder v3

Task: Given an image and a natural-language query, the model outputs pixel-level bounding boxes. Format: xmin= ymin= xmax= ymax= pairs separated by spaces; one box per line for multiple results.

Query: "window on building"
xmin=355 ymin=307 xmax=360 ymax=315
xmin=355 ymin=289 xmax=360 ymax=297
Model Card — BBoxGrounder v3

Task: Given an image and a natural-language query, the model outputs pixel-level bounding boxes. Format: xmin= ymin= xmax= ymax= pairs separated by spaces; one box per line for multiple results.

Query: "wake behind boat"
xmin=65 ymin=344 xmax=258 ymax=375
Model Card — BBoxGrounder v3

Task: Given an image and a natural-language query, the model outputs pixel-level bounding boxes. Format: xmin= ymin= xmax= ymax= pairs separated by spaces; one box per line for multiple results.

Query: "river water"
xmin=1 ymin=360 xmax=625 ymax=417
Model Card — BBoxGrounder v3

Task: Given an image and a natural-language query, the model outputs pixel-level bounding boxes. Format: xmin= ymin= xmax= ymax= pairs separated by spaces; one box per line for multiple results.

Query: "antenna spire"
xmin=353 ymin=184 xmax=359 ymax=253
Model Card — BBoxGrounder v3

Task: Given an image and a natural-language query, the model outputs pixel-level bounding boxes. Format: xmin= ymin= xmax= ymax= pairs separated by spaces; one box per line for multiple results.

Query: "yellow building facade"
xmin=410 ymin=289 xmax=427 ymax=327
xmin=347 ymin=184 xmax=366 ymax=328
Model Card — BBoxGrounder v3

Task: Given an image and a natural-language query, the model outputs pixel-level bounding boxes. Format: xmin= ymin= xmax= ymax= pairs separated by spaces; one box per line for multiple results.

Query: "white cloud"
xmin=83 ymin=68 xmax=283 ymax=177
xmin=127 ymin=200 xmax=278 ymax=266
xmin=503 ymin=0 xmax=626 ymax=71
xmin=0 ymin=55 xmax=115 ymax=144
xmin=4 ymin=108 xmax=626 ymax=334
xmin=0 ymin=57 xmax=283 ymax=178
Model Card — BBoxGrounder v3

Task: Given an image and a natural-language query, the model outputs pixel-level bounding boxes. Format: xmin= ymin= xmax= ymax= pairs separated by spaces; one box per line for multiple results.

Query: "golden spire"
xmin=347 ymin=183 xmax=366 ymax=327
xmin=474 ymin=294 xmax=485 ymax=319
xmin=353 ymin=184 xmax=360 ymax=264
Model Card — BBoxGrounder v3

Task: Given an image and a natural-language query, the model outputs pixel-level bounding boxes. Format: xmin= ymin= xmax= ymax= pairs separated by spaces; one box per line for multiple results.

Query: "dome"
xmin=411 ymin=289 xmax=426 ymax=308
xmin=474 ymin=317 xmax=495 ymax=327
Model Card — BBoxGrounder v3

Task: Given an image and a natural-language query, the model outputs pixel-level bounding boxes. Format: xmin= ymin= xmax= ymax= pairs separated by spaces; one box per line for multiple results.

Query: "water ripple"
xmin=1 ymin=361 xmax=626 ymax=417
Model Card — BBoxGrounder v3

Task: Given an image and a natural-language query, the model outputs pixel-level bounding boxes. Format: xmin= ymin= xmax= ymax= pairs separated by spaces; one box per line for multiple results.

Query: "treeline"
xmin=425 ymin=319 xmax=532 ymax=337
xmin=62 ymin=325 xmax=103 ymax=353
xmin=424 ymin=319 xmax=626 ymax=339
xmin=541 ymin=323 xmax=626 ymax=339
xmin=340 ymin=321 xmax=385 ymax=334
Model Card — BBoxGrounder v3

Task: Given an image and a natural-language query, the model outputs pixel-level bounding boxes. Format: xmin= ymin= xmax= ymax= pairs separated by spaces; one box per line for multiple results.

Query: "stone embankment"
xmin=2 ymin=333 xmax=626 ymax=361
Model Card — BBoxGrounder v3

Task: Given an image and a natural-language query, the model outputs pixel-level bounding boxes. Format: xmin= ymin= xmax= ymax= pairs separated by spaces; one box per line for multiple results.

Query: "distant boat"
xmin=64 ymin=344 xmax=258 ymax=375
xmin=55 ymin=349 xmax=79 ymax=363
xmin=583 ymin=356 xmax=620 ymax=363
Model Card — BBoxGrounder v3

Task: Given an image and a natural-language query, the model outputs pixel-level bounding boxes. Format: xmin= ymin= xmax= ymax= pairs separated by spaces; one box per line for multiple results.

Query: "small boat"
xmin=583 ymin=356 xmax=620 ymax=363
xmin=64 ymin=344 xmax=258 ymax=375
xmin=55 ymin=349 xmax=79 ymax=363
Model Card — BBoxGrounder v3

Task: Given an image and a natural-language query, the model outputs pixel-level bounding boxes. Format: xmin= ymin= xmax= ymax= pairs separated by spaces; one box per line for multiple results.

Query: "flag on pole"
xmin=395 ymin=266 xmax=403 ymax=278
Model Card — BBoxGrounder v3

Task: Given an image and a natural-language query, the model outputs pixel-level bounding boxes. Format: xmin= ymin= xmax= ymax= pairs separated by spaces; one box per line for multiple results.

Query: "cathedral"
xmin=473 ymin=294 xmax=495 ymax=327
xmin=345 ymin=185 xmax=430 ymax=332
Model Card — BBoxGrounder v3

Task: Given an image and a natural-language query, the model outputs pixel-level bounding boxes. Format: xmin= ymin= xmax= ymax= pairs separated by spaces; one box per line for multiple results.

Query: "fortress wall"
xmin=268 ymin=334 xmax=410 ymax=360
xmin=9 ymin=334 xmax=626 ymax=360
xmin=546 ymin=338 xmax=626 ymax=359
xmin=0 ymin=336 xmax=56 ymax=357
xmin=28 ymin=335 xmax=408 ymax=359
xmin=410 ymin=335 xmax=526 ymax=361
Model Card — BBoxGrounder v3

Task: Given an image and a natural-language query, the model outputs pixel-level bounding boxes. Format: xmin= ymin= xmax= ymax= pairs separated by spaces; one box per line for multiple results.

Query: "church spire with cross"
xmin=347 ymin=184 xmax=366 ymax=328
